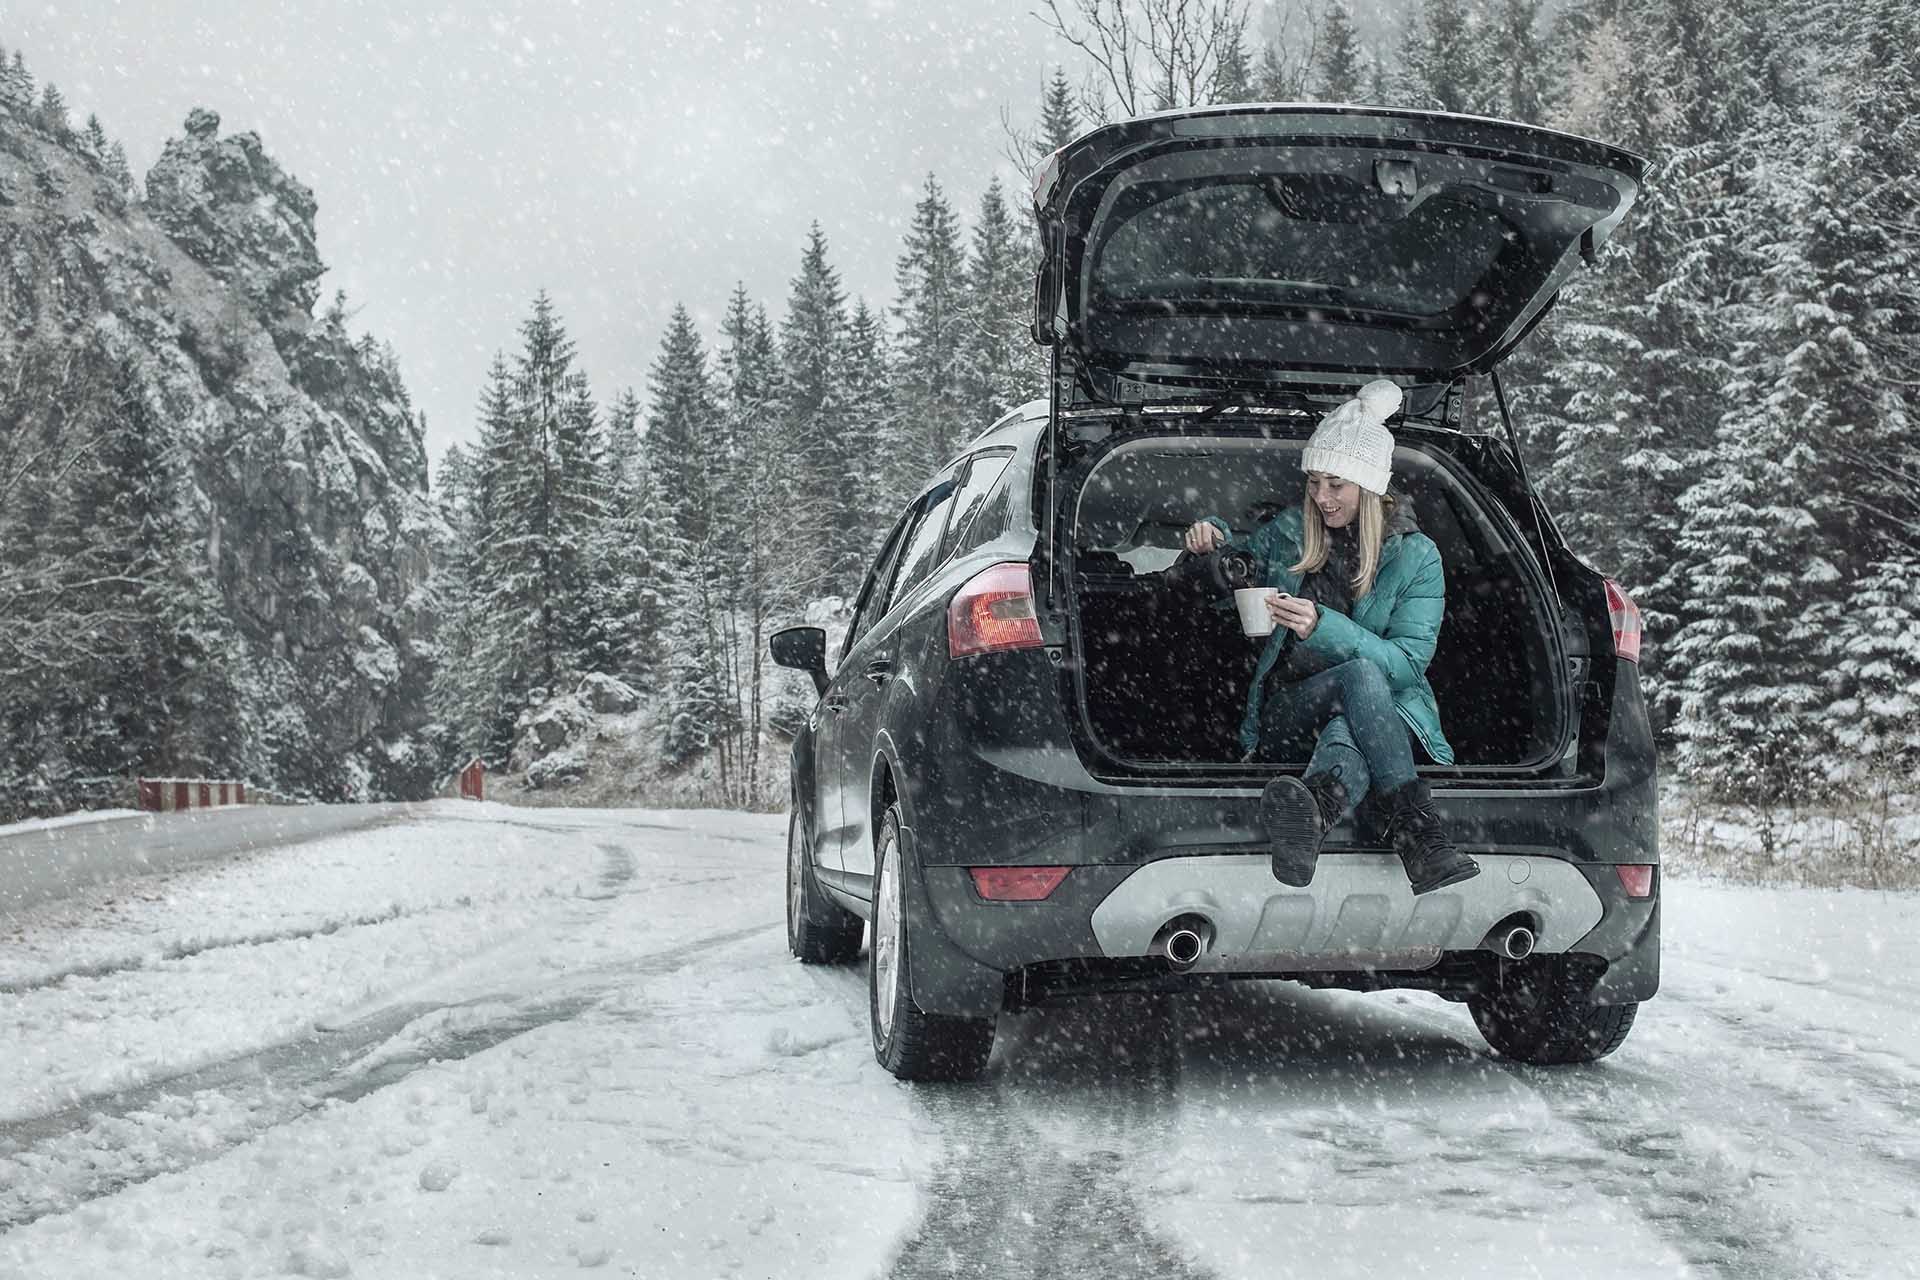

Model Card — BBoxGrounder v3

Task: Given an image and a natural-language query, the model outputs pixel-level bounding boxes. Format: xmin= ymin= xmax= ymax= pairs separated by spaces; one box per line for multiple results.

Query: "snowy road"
xmin=2 ymin=803 xmax=1916 ymax=1279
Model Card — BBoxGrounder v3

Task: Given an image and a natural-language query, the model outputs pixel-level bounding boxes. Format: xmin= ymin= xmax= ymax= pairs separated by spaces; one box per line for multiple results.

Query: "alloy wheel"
xmin=787 ymin=813 xmax=807 ymax=951
xmin=873 ymin=827 xmax=902 ymax=1042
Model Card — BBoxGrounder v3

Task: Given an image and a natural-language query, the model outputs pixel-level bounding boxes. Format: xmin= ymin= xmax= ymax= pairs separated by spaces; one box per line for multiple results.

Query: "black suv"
xmin=773 ymin=106 xmax=1658 ymax=1081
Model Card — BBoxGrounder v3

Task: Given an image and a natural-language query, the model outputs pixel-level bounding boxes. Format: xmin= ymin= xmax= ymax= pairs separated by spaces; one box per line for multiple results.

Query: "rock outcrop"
xmin=0 ymin=99 xmax=439 ymax=800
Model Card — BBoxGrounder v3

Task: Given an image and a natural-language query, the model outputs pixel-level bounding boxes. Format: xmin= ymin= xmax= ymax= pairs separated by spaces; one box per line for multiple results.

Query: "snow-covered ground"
xmin=2 ymin=802 xmax=1916 ymax=1279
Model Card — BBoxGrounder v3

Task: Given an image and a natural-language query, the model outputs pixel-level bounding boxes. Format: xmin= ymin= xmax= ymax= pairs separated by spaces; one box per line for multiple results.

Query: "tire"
xmin=787 ymin=809 xmax=863 ymax=965
xmin=869 ymin=805 xmax=995 ymax=1081
xmin=1469 ymin=955 xmax=1638 ymax=1065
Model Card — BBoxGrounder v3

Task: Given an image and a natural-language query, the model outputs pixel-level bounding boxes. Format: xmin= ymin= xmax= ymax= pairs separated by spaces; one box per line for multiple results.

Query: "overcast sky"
xmin=10 ymin=0 xmax=1091 ymax=463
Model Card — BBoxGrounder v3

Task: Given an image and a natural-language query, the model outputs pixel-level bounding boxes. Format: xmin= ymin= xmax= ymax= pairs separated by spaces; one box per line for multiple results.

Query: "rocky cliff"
xmin=0 ymin=97 xmax=438 ymax=801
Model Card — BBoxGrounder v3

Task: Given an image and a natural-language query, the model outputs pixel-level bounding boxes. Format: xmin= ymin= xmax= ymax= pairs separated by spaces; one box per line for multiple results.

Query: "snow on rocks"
xmin=284 ymin=1239 xmax=352 ymax=1278
xmin=576 ymin=673 xmax=641 ymax=715
xmin=416 ymin=1161 xmax=457 ymax=1192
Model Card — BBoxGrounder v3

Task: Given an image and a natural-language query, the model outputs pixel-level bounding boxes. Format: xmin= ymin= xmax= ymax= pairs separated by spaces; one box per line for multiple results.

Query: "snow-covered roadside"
xmin=0 ymin=810 xmax=144 ymax=840
xmin=0 ymin=803 xmax=930 ymax=1279
xmin=0 ymin=803 xmax=608 ymax=1120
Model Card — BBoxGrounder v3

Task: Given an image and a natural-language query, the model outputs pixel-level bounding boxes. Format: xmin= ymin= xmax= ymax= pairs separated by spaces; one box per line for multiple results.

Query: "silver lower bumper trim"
xmin=1089 ymin=853 xmax=1603 ymax=973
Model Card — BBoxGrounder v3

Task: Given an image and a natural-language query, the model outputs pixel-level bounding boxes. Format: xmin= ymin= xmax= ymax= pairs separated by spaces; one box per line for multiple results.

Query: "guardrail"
xmin=136 ymin=777 xmax=252 ymax=811
xmin=1 ymin=803 xmax=412 ymax=914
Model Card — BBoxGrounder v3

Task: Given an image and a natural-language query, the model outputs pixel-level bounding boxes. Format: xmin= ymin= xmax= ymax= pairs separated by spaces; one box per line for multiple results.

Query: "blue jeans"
xmin=1253 ymin=658 xmax=1419 ymax=820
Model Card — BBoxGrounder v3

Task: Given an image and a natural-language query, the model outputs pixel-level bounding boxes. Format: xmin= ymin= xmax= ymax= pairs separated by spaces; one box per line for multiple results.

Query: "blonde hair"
xmin=1289 ymin=488 xmax=1394 ymax=599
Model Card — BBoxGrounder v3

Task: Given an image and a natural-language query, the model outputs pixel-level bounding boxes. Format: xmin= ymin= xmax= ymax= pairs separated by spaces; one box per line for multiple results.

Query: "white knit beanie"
xmin=1300 ymin=379 xmax=1402 ymax=494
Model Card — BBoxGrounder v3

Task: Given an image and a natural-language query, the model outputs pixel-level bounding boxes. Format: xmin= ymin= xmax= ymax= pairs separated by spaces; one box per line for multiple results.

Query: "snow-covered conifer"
xmin=889 ymin=174 xmax=967 ymax=505
xmin=1036 ymin=67 xmax=1082 ymax=157
xmin=1313 ymin=5 xmax=1367 ymax=102
xmin=958 ymin=178 xmax=1040 ymax=433
xmin=777 ymin=228 xmax=851 ymax=593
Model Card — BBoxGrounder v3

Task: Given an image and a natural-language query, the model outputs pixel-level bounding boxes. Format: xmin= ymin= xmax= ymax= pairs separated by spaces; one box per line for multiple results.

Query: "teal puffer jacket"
xmin=1203 ymin=506 xmax=1455 ymax=764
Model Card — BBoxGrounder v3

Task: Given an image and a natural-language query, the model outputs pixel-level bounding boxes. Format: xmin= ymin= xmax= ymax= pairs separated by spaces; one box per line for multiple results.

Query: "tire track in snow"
xmin=1659 ymin=980 xmax=1920 ymax=1119
xmin=888 ymin=995 xmax=1216 ymax=1280
xmin=0 ymin=904 xmax=424 ymax=994
xmin=1372 ymin=997 xmax=1844 ymax=1280
xmin=0 ymin=885 xmax=780 ymax=1231
xmin=1509 ymin=1064 xmax=1840 ymax=1280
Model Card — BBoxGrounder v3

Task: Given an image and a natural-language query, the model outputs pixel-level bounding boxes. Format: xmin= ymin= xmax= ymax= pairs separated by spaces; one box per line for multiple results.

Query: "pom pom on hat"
xmin=1355 ymin=379 xmax=1403 ymax=422
xmin=1301 ymin=378 xmax=1401 ymax=494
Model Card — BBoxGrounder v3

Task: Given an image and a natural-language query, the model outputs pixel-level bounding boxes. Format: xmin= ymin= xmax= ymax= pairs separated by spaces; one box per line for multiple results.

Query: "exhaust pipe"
xmin=1155 ymin=915 xmax=1215 ymax=970
xmin=1492 ymin=923 xmax=1535 ymax=960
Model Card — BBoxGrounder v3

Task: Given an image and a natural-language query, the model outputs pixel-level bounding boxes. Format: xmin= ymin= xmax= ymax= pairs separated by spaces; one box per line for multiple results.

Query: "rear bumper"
xmin=912 ymin=850 xmax=1658 ymax=1011
xmin=894 ymin=651 xmax=1659 ymax=1017
xmin=901 ymin=776 xmax=1662 ymax=1019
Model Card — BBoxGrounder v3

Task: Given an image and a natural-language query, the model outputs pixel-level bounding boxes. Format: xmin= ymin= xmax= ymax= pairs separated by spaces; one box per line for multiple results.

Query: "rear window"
xmin=1093 ymin=179 xmax=1511 ymax=318
xmin=885 ymin=485 xmax=957 ymax=612
xmin=942 ymin=450 xmax=1014 ymax=559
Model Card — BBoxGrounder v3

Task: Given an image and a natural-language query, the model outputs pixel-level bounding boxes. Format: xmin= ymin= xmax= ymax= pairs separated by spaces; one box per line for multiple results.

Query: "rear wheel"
xmin=1470 ymin=955 xmax=1638 ymax=1065
xmin=869 ymin=805 xmax=995 ymax=1081
xmin=787 ymin=809 xmax=862 ymax=964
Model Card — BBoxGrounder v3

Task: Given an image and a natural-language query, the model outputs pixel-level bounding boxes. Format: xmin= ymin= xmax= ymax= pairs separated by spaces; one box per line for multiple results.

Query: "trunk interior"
xmin=1068 ymin=436 xmax=1567 ymax=773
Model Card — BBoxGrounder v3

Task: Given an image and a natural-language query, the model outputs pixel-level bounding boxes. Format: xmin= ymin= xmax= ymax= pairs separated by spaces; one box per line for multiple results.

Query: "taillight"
xmin=1603 ymin=579 xmax=1642 ymax=663
xmin=948 ymin=562 xmax=1043 ymax=658
xmin=969 ymin=866 xmax=1070 ymax=901
xmin=1616 ymin=864 xmax=1655 ymax=898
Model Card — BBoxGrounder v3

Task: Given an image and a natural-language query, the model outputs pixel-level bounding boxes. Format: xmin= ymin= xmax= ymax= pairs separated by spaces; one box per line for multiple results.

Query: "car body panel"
xmin=1032 ymin=105 xmax=1648 ymax=396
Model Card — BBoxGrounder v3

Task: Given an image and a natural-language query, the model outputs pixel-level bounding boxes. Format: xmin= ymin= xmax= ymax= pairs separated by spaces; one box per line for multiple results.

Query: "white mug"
xmin=1234 ymin=587 xmax=1278 ymax=637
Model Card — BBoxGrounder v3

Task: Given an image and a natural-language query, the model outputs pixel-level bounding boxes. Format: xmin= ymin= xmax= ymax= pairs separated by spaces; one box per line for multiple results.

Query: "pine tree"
xmin=1667 ymin=409 xmax=1835 ymax=804
xmin=1211 ymin=26 xmax=1255 ymax=103
xmin=645 ymin=304 xmax=721 ymax=548
xmin=1494 ymin=0 xmax=1549 ymax=121
xmin=53 ymin=354 xmax=245 ymax=782
xmin=1254 ymin=40 xmax=1298 ymax=100
xmin=2 ymin=52 xmax=34 ymax=110
xmin=593 ymin=387 xmax=665 ymax=694
xmin=1036 ymin=67 xmax=1082 ymax=158
xmin=644 ymin=304 xmax=734 ymax=767
xmin=843 ymin=298 xmax=899 ymax=541
xmin=1745 ymin=0 xmax=1920 ymax=787
xmin=1525 ymin=0 xmax=1812 ymax=738
xmin=889 ymin=174 xmax=968 ymax=504
xmin=476 ymin=294 xmax=606 ymax=718
xmin=105 ymin=140 xmax=134 ymax=195
xmin=36 ymin=82 xmax=68 ymax=134
xmin=81 ymin=113 xmax=110 ymax=162
xmin=1314 ymin=5 xmax=1367 ymax=102
xmin=1397 ymin=0 xmax=1501 ymax=115
xmin=778 ymin=228 xmax=851 ymax=593
xmin=958 ymin=178 xmax=1040 ymax=435
xmin=433 ymin=364 xmax=515 ymax=759
xmin=722 ymin=290 xmax=802 ymax=800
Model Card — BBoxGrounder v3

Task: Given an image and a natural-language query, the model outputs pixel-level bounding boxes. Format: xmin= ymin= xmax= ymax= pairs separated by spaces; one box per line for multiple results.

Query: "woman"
xmin=1184 ymin=380 xmax=1479 ymax=895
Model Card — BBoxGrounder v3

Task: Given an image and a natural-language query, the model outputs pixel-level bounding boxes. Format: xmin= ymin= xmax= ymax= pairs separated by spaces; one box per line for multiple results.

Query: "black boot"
xmin=1386 ymin=779 xmax=1480 ymax=895
xmin=1261 ymin=771 xmax=1348 ymax=887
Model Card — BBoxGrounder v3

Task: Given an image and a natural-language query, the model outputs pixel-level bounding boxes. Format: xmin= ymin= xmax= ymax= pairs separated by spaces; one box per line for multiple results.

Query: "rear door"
xmin=835 ymin=473 xmax=959 ymax=880
xmin=1031 ymin=106 xmax=1648 ymax=398
xmin=816 ymin=509 xmax=914 ymax=871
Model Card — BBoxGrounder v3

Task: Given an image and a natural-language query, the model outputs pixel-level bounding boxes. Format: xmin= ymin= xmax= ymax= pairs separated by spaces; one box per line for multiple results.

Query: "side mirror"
xmin=770 ymin=625 xmax=829 ymax=697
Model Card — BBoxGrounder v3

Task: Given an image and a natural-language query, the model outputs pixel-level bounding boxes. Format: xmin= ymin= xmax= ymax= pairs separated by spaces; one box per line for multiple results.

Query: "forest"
xmin=2 ymin=0 xmax=1916 ymax=817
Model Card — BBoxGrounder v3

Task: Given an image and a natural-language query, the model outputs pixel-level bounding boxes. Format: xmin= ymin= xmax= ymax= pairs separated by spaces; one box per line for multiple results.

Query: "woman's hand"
xmin=1268 ymin=592 xmax=1318 ymax=640
xmin=1183 ymin=521 xmax=1225 ymax=554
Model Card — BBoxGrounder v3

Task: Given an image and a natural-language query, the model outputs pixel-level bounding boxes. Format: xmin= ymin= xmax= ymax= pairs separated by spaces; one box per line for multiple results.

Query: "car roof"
xmin=958 ymin=400 xmax=1047 ymax=456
